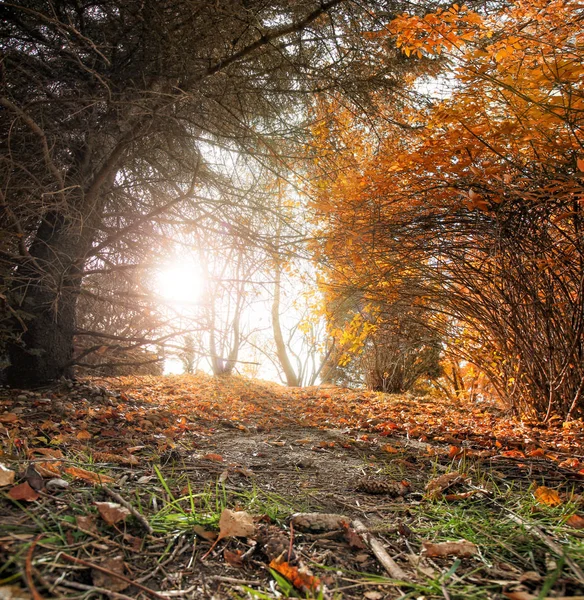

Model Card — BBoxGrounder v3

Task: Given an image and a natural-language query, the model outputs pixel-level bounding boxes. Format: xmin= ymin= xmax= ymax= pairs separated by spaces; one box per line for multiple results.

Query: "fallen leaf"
xmin=7 ymin=482 xmax=39 ymax=502
xmin=217 ymin=509 xmax=255 ymax=540
xmin=193 ymin=525 xmax=218 ymax=541
xmin=364 ymin=592 xmax=383 ymax=600
xmin=382 ymin=444 xmax=399 ymax=454
xmin=25 ymin=465 xmax=44 ymax=491
xmin=34 ymin=461 xmax=62 ymax=477
xmin=0 ymin=584 xmax=33 ymax=599
xmin=224 ymin=549 xmax=244 ymax=567
xmin=444 ymin=490 xmax=479 ymax=501
xmin=76 ymin=430 xmax=92 ymax=441
xmin=534 ymin=486 xmax=562 ymax=507
xmin=0 ymin=463 xmax=16 ymax=487
xmin=64 ymin=466 xmax=114 ymax=485
xmin=29 ymin=448 xmax=64 ymax=459
xmin=565 ymin=514 xmax=584 ymax=529
xmin=202 ymin=453 xmax=224 ymax=462
xmin=95 ymin=502 xmax=131 ymax=525
xmin=0 ymin=413 xmax=18 ymax=423
xmin=421 ymin=539 xmax=478 ymax=558
xmin=527 ymin=448 xmax=545 ymax=458
xmin=425 ymin=472 xmax=464 ymax=499
xmin=269 ymin=557 xmax=321 ymax=594
xmin=501 ymin=450 xmax=525 ymax=458
xmin=76 ymin=515 xmax=98 ymax=533
xmin=448 ymin=445 xmax=463 ymax=459
xmin=341 ymin=522 xmax=366 ymax=549
xmin=91 ymin=556 xmax=129 ymax=592
xmin=558 ymin=457 xmax=581 ymax=470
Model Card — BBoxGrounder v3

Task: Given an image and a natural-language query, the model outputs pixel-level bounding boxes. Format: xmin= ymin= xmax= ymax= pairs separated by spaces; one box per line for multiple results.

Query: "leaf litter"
xmin=0 ymin=373 xmax=583 ymax=599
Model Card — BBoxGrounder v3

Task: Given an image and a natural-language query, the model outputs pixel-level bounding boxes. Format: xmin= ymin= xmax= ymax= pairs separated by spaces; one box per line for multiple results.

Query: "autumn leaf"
xmin=95 ymin=502 xmax=131 ymax=525
xmin=35 ymin=461 xmax=62 ymax=478
xmin=8 ymin=482 xmax=40 ymax=502
xmin=64 ymin=466 xmax=115 ymax=485
xmin=76 ymin=430 xmax=92 ymax=441
xmin=0 ymin=412 xmax=18 ymax=423
xmin=565 ymin=514 xmax=584 ymax=529
xmin=0 ymin=464 xmax=16 ymax=487
xmin=217 ymin=509 xmax=255 ymax=540
xmin=193 ymin=525 xmax=218 ymax=542
xmin=76 ymin=515 xmax=98 ymax=533
xmin=91 ymin=557 xmax=129 ymax=593
xmin=534 ymin=485 xmax=562 ymax=507
xmin=223 ymin=549 xmax=244 ymax=567
xmin=425 ymin=472 xmax=464 ymax=499
xmin=202 ymin=453 xmax=224 ymax=462
xmin=269 ymin=557 xmax=321 ymax=594
xmin=421 ymin=539 xmax=478 ymax=558
xmin=382 ymin=444 xmax=399 ymax=454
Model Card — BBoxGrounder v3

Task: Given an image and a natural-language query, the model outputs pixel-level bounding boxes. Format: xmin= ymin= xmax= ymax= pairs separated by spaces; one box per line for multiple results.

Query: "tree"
xmin=309 ymin=0 xmax=584 ymax=418
xmin=1 ymin=0 xmax=421 ymax=386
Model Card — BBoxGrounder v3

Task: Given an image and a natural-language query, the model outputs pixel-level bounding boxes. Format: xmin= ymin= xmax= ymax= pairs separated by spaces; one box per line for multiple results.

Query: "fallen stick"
xmin=351 ymin=519 xmax=409 ymax=581
xmin=102 ymin=485 xmax=154 ymax=535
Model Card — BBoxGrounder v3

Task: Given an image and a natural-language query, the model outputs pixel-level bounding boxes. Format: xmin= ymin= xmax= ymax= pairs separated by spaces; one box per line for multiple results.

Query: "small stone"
xmin=16 ymin=394 xmax=27 ymax=401
xmin=46 ymin=478 xmax=69 ymax=492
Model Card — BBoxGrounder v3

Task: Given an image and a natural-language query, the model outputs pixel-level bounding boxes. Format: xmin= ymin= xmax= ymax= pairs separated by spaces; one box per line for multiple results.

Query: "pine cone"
xmin=356 ymin=477 xmax=410 ymax=496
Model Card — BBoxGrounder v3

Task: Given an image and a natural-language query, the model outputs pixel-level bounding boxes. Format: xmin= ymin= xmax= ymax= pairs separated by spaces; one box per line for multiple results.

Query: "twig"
xmin=56 ymin=579 xmax=138 ymax=600
xmin=60 ymin=553 xmax=166 ymax=599
xmin=102 ymin=485 xmax=154 ymax=534
xmin=156 ymin=578 xmax=261 ymax=598
xmin=352 ymin=519 xmax=409 ymax=582
xmin=25 ymin=535 xmax=45 ymax=600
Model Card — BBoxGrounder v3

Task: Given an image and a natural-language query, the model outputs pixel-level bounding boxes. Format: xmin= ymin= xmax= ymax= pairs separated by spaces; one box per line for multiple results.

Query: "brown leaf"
xmin=421 ymin=539 xmax=478 ymax=558
xmin=217 ymin=509 xmax=255 ymax=540
xmin=425 ymin=472 xmax=464 ymax=499
xmin=202 ymin=453 xmax=224 ymax=462
xmin=0 ymin=413 xmax=18 ymax=423
xmin=25 ymin=465 xmax=44 ymax=491
xmin=91 ymin=556 xmax=129 ymax=593
xmin=64 ymin=466 xmax=114 ymax=485
xmin=382 ymin=444 xmax=399 ymax=454
xmin=224 ymin=549 xmax=244 ymax=568
xmin=0 ymin=463 xmax=16 ymax=487
xmin=8 ymin=482 xmax=39 ymax=502
xmin=193 ymin=525 xmax=218 ymax=542
xmin=534 ymin=486 xmax=562 ymax=507
xmin=565 ymin=514 xmax=584 ymax=529
xmin=269 ymin=557 xmax=321 ymax=594
xmin=35 ymin=461 xmax=62 ymax=478
xmin=0 ymin=584 xmax=33 ymax=599
xmin=95 ymin=502 xmax=131 ymax=525
xmin=76 ymin=515 xmax=98 ymax=533
xmin=29 ymin=448 xmax=64 ymax=459
xmin=342 ymin=523 xmax=366 ymax=549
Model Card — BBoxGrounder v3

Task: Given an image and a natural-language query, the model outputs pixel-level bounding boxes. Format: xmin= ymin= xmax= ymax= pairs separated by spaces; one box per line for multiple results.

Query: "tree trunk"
xmin=6 ymin=211 xmax=88 ymax=385
xmin=272 ymin=257 xmax=300 ymax=387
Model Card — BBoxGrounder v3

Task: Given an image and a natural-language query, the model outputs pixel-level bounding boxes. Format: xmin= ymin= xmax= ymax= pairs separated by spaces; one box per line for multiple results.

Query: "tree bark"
xmin=6 ymin=211 xmax=87 ymax=384
xmin=272 ymin=256 xmax=300 ymax=387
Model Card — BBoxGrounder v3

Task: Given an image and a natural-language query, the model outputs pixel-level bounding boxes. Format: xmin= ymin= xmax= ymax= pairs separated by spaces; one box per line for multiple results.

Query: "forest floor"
xmin=1 ymin=374 xmax=584 ymax=600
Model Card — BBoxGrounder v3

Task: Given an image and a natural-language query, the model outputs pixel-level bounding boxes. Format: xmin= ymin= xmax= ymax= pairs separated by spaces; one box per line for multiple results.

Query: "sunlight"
xmin=155 ymin=260 xmax=205 ymax=305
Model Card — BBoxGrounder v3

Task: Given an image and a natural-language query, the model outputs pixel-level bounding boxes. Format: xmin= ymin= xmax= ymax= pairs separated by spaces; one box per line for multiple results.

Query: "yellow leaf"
xmin=534 ymin=485 xmax=562 ymax=507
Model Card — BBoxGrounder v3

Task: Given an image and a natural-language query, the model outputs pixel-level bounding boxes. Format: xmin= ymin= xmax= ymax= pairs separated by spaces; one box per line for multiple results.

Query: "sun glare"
xmin=155 ymin=261 xmax=205 ymax=305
